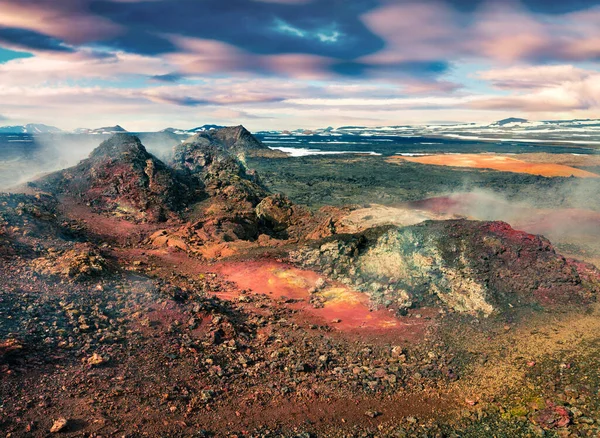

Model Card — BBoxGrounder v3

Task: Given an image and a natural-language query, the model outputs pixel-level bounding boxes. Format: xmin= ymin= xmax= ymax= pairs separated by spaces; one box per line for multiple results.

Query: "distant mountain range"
xmin=0 ymin=123 xmax=227 ymax=136
xmin=2 ymin=119 xmax=600 ymax=145
xmin=0 ymin=124 xmax=63 ymax=134
xmin=73 ymin=125 xmax=128 ymax=135
xmin=257 ymin=118 xmax=600 ymax=145
xmin=161 ymin=125 xmax=226 ymax=135
xmin=0 ymin=124 xmax=129 ymax=135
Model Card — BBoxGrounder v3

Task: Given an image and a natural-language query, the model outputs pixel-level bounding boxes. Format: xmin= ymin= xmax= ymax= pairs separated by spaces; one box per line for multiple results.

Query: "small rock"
xmin=365 ymin=410 xmax=382 ymax=418
xmin=50 ymin=418 xmax=69 ymax=433
xmin=295 ymin=362 xmax=310 ymax=373
xmin=465 ymin=398 xmax=478 ymax=406
xmin=86 ymin=353 xmax=107 ymax=367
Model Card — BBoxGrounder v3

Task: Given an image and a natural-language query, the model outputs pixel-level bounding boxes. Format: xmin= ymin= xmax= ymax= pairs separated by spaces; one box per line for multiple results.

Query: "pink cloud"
xmin=361 ymin=1 xmax=600 ymax=64
xmin=0 ymin=51 xmax=170 ymax=86
xmin=361 ymin=2 xmax=461 ymax=63
xmin=166 ymin=37 xmax=254 ymax=75
xmin=167 ymin=36 xmax=336 ymax=80
xmin=478 ymin=65 xmax=593 ymax=90
xmin=262 ymin=54 xmax=333 ymax=79
xmin=470 ymin=70 xmax=600 ymax=112
xmin=0 ymin=0 xmax=122 ymax=45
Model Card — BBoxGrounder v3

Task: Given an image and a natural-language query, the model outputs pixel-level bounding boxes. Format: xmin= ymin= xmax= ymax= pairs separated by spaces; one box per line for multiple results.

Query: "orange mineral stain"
xmin=388 ymin=154 xmax=600 ymax=178
xmin=214 ymin=260 xmax=416 ymax=333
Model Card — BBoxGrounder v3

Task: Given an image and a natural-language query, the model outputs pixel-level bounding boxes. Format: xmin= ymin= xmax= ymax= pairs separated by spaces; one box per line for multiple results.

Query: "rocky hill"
xmin=168 ymin=131 xmax=269 ymax=242
xmin=31 ymin=134 xmax=200 ymax=222
xmin=181 ymin=125 xmax=268 ymax=156
xmin=291 ymin=220 xmax=599 ymax=316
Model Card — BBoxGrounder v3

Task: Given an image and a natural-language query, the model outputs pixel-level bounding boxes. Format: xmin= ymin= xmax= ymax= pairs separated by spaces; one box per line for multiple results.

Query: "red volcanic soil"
xmin=213 ymin=260 xmax=433 ymax=339
xmin=388 ymin=154 xmax=600 ymax=178
xmin=125 ymin=247 xmax=434 ymax=343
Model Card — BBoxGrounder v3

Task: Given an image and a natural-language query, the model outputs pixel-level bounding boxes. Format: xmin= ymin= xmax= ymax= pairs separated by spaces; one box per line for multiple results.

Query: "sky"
xmin=0 ymin=0 xmax=599 ymax=131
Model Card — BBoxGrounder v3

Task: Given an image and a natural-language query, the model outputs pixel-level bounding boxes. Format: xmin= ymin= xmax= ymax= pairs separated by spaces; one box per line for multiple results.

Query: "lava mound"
xmin=201 ymin=125 xmax=268 ymax=155
xmin=33 ymin=134 xmax=199 ymax=222
xmin=291 ymin=219 xmax=599 ymax=315
xmin=172 ymin=134 xmax=267 ymax=206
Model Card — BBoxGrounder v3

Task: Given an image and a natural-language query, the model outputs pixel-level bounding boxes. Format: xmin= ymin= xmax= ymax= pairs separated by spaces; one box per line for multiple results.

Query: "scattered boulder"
xmin=86 ymin=353 xmax=108 ymax=367
xmin=531 ymin=403 xmax=571 ymax=429
xmin=148 ymin=230 xmax=189 ymax=251
xmin=365 ymin=410 xmax=382 ymax=419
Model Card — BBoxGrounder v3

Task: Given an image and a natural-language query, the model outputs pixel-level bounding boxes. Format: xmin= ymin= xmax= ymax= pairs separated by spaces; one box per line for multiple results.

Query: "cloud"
xmin=0 ymin=50 xmax=171 ymax=86
xmin=88 ymin=0 xmax=383 ymax=60
xmin=0 ymin=0 xmax=121 ymax=45
xmin=141 ymin=84 xmax=287 ymax=106
xmin=150 ymin=73 xmax=185 ymax=83
xmin=2 ymin=0 xmax=600 ymax=130
xmin=361 ymin=1 xmax=600 ymax=64
xmin=252 ymin=0 xmax=312 ymax=3
xmin=272 ymin=18 xmax=344 ymax=44
xmin=0 ymin=27 xmax=74 ymax=53
xmin=470 ymin=66 xmax=600 ymax=112
xmin=478 ymin=65 xmax=594 ymax=90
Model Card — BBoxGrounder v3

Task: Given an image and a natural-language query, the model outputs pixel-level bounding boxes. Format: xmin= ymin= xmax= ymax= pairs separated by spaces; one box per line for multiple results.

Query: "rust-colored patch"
xmin=388 ymin=154 xmax=600 ymax=178
xmin=213 ymin=260 xmax=429 ymax=337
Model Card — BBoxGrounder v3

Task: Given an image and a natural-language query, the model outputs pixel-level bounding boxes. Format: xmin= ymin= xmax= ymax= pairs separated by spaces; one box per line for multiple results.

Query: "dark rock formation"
xmin=256 ymin=194 xmax=302 ymax=232
xmin=32 ymin=134 xmax=200 ymax=222
xmin=169 ymin=127 xmax=271 ymax=243
xmin=291 ymin=220 xmax=598 ymax=315
xmin=208 ymin=125 xmax=268 ymax=154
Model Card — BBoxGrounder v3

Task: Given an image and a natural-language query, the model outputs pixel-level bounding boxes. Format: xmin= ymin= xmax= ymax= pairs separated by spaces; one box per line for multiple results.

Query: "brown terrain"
xmin=2 ymin=127 xmax=600 ymax=437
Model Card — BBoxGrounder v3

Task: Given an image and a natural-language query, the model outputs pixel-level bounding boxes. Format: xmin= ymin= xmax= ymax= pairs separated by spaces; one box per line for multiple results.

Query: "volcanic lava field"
xmin=1 ymin=127 xmax=600 ymax=437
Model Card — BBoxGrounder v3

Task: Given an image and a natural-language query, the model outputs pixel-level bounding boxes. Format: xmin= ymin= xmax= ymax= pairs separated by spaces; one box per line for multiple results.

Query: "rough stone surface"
xmin=32 ymin=134 xmax=200 ymax=222
xmin=291 ymin=220 xmax=598 ymax=315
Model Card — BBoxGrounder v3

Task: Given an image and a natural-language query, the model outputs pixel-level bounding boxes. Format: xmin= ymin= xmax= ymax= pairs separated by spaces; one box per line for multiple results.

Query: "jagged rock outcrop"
xmin=32 ymin=134 xmax=200 ymax=222
xmin=172 ymin=128 xmax=268 ymax=205
xmin=169 ymin=128 xmax=271 ymax=243
xmin=173 ymin=126 xmax=267 ymax=165
xmin=290 ymin=220 xmax=598 ymax=316
xmin=256 ymin=194 xmax=304 ymax=233
xmin=209 ymin=125 xmax=268 ymax=154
